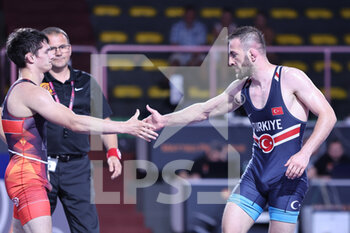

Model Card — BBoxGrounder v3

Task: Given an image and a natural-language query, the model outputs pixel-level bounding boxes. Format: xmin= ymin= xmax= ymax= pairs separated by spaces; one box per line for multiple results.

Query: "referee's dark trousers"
xmin=48 ymin=154 xmax=99 ymax=233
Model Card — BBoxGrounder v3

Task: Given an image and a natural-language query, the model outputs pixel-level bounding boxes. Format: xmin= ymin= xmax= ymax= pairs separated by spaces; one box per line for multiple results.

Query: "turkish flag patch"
xmin=272 ymin=106 xmax=284 ymax=116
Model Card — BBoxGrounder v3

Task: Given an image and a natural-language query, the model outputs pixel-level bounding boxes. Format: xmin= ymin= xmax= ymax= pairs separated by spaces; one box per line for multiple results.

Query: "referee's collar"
xmin=44 ymin=66 xmax=77 ymax=83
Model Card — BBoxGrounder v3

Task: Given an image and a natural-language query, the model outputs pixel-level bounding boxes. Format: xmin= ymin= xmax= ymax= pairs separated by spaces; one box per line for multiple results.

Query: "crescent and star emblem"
xmin=259 ymin=134 xmax=274 ymax=153
xmin=290 ymin=200 xmax=300 ymax=210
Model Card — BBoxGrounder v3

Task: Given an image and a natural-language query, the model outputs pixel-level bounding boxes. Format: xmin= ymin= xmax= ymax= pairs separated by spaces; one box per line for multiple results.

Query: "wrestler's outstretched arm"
xmin=144 ymin=78 xmax=248 ymax=130
xmin=14 ymin=83 xmax=158 ymax=142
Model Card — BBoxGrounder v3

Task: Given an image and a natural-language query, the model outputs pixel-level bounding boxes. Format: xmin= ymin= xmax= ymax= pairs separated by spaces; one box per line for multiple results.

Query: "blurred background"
xmin=0 ymin=0 xmax=350 ymax=232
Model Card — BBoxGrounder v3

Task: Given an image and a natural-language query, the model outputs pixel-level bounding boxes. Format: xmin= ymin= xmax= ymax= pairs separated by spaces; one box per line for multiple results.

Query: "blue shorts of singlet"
xmin=227 ymin=167 xmax=308 ymax=223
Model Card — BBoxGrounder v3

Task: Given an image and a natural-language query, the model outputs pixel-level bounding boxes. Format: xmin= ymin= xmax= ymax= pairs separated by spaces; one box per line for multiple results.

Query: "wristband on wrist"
xmin=106 ymin=148 xmax=122 ymax=160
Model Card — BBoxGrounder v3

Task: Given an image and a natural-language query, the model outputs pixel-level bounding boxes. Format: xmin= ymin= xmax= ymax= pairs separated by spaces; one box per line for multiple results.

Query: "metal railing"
xmin=99 ymin=45 xmax=350 ymax=101
xmin=2 ymin=44 xmax=350 ymax=102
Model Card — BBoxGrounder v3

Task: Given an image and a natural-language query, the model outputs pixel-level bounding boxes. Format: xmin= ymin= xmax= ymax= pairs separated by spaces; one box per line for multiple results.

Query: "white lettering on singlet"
xmin=251 ymin=119 xmax=282 ymax=132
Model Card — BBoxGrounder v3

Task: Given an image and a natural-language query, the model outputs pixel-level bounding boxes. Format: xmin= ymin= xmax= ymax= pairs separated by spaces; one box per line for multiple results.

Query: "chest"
xmin=51 ymin=81 xmax=91 ymax=112
xmin=249 ymin=84 xmax=272 ymax=109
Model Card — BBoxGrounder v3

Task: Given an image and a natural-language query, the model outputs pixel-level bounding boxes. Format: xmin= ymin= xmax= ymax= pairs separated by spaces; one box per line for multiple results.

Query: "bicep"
xmin=25 ymin=90 xmax=76 ymax=128
xmin=205 ymin=80 xmax=245 ymax=116
xmin=206 ymin=92 xmax=236 ymax=116
xmin=292 ymin=71 xmax=332 ymax=116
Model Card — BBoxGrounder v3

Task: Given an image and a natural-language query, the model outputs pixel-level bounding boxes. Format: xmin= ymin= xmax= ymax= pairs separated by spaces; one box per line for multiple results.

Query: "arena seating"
xmin=86 ymin=0 xmax=350 ymax=120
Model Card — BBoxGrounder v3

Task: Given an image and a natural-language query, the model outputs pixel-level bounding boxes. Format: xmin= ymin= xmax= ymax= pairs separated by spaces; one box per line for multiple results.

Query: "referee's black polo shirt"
xmin=43 ymin=66 xmax=112 ymax=156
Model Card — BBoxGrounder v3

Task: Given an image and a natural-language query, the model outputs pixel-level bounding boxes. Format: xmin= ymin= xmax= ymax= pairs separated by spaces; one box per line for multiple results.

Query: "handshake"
xmin=124 ymin=105 xmax=165 ymax=142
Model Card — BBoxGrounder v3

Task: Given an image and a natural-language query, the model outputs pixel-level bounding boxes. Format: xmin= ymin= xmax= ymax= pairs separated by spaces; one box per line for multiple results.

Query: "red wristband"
xmin=106 ymin=148 xmax=122 ymax=160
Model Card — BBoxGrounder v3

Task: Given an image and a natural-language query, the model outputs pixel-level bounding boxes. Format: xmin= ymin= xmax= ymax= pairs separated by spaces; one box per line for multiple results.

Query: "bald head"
xmin=42 ymin=27 xmax=70 ymax=43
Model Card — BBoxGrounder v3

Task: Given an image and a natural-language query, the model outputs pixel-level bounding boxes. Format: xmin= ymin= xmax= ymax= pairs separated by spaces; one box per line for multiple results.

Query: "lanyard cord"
xmin=49 ymin=81 xmax=75 ymax=110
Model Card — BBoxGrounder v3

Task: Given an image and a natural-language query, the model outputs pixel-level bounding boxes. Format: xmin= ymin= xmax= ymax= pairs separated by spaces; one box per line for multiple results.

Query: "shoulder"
xmin=226 ymin=77 xmax=249 ymax=94
xmin=72 ymin=68 xmax=92 ymax=79
xmin=12 ymin=80 xmax=41 ymax=93
xmin=282 ymin=66 xmax=308 ymax=79
xmin=71 ymin=68 xmax=96 ymax=87
xmin=224 ymin=77 xmax=249 ymax=104
xmin=281 ymin=66 xmax=313 ymax=89
xmin=31 ymin=84 xmax=53 ymax=101
xmin=11 ymin=82 xmax=53 ymax=107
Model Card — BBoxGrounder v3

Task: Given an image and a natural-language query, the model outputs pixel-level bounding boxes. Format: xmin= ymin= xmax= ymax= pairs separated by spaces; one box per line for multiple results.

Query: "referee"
xmin=42 ymin=27 xmax=121 ymax=233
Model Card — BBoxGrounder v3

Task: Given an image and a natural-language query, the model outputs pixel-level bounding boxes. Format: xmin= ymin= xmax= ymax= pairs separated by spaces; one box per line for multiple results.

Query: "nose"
xmin=228 ymin=56 xmax=235 ymax=66
xmin=55 ymin=49 xmax=62 ymax=56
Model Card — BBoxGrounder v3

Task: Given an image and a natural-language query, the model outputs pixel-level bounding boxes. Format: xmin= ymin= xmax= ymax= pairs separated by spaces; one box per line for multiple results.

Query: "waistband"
xmin=48 ymin=154 xmax=86 ymax=162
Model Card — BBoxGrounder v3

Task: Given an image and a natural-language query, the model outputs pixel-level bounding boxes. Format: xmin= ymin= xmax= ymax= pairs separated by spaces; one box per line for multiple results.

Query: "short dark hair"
xmin=184 ymin=5 xmax=195 ymax=13
xmin=228 ymin=26 xmax=266 ymax=54
xmin=42 ymin=27 xmax=70 ymax=43
xmin=222 ymin=7 xmax=233 ymax=15
xmin=327 ymin=138 xmax=342 ymax=147
xmin=255 ymin=10 xmax=269 ymax=20
xmin=6 ymin=28 xmax=49 ymax=68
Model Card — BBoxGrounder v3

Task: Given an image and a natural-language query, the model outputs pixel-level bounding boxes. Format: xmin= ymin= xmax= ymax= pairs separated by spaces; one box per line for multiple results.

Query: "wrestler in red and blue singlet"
xmin=2 ymin=79 xmax=51 ymax=226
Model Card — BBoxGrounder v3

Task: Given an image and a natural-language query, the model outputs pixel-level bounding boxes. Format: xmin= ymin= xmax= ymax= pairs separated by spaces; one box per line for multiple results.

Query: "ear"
xmin=247 ymin=48 xmax=258 ymax=63
xmin=25 ymin=53 xmax=35 ymax=64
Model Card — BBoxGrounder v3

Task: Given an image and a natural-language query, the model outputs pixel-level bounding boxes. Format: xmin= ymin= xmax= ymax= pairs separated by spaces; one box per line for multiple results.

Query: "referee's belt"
xmin=48 ymin=154 xmax=85 ymax=162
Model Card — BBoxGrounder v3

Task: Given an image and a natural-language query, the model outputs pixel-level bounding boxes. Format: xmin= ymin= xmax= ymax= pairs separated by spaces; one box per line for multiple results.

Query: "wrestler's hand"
xmin=284 ymin=151 xmax=310 ymax=179
xmin=125 ymin=109 xmax=158 ymax=142
xmin=107 ymin=156 xmax=122 ymax=180
xmin=143 ymin=105 xmax=165 ymax=130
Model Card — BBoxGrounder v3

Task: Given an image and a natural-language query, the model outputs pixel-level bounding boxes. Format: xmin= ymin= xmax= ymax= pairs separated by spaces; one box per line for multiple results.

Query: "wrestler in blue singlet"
xmin=228 ymin=66 xmax=308 ymax=223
